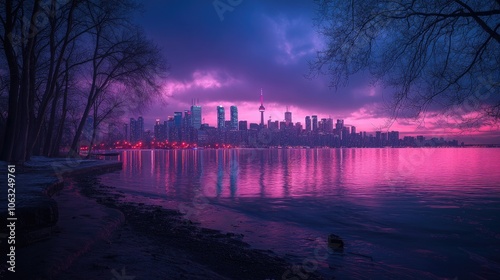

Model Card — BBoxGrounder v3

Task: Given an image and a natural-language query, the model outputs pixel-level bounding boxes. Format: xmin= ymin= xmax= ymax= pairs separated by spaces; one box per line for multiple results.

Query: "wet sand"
xmin=57 ymin=175 xmax=324 ymax=280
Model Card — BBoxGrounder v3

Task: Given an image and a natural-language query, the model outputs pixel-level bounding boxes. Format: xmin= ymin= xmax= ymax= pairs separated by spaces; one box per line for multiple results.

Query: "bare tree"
xmin=0 ymin=0 xmax=167 ymax=162
xmin=68 ymin=16 xmax=166 ymax=155
xmin=0 ymin=0 xmax=44 ymax=162
xmin=85 ymin=90 xmax=125 ymax=157
xmin=311 ymin=0 xmax=500 ymax=124
xmin=0 ymin=0 xmax=83 ymax=161
xmin=28 ymin=0 xmax=80 ymax=158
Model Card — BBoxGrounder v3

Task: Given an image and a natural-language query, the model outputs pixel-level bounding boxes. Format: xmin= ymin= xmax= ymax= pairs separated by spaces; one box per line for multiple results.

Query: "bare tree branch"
xmin=311 ymin=0 xmax=500 ymax=127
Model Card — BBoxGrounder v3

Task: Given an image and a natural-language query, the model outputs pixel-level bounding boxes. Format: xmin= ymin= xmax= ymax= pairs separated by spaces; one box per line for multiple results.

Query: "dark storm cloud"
xmin=137 ymin=0 xmax=387 ymax=118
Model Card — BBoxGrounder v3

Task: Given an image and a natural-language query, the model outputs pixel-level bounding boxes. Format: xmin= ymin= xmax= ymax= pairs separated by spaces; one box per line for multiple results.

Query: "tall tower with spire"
xmin=259 ymin=88 xmax=265 ymax=127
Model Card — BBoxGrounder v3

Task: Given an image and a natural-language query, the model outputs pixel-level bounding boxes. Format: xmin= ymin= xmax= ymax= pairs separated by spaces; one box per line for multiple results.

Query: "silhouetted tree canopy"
xmin=312 ymin=0 xmax=500 ymax=124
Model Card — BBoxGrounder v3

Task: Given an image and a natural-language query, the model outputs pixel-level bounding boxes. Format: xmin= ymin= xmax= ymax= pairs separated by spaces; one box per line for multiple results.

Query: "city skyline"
xmin=125 ymin=92 xmax=466 ymax=146
xmin=125 ymin=107 xmax=463 ymax=149
xmin=127 ymin=90 xmax=487 ymax=142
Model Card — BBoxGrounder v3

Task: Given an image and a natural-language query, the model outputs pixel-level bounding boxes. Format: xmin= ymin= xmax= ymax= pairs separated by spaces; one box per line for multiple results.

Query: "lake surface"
xmin=98 ymin=148 xmax=500 ymax=279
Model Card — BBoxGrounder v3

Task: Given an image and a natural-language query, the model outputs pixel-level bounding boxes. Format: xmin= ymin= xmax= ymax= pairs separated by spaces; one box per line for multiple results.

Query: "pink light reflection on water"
xmin=112 ymin=148 xmax=500 ymax=204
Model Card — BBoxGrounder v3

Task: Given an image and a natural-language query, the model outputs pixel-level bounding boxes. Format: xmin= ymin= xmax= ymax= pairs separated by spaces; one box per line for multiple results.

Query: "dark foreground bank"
xmin=62 ymin=175 xmax=324 ymax=280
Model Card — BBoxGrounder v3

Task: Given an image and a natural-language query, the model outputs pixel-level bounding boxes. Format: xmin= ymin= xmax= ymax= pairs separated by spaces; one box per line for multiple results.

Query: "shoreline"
xmin=0 ymin=156 xmax=325 ymax=279
xmin=1 ymin=157 xmax=124 ymax=279
xmin=66 ymin=174 xmax=325 ymax=280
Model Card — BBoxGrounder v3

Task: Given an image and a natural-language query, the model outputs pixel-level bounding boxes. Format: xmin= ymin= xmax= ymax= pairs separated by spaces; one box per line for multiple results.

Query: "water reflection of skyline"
xmin=114 ymin=148 xmax=500 ymax=202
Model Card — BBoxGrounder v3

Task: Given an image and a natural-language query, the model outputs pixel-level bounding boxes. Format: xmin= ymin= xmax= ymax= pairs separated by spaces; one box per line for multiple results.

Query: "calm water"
xmin=99 ymin=148 xmax=500 ymax=279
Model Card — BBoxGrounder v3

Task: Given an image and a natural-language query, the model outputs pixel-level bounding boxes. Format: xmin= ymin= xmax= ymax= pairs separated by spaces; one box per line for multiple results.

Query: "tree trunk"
xmin=43 ymin=83 xmax=60 ymax=156
xmin=30 ymin=0 xmax=77 ymax=157
xmin=69 ymin=86 xmax=97 ymax=157
xmin=86 ymin=114 xmax=98 ymax=159
xmin=15 ymin=0 xmax=42 ymax=162
xmin=1 ymin=0 xmax=21 ymax=162
xmin=26 ymin=45 xmax=38 ymax=158
xmin=69 ymin=24 xmax=101 ymax=157
xmin=52 ymin=71 xmax=69 ymax=157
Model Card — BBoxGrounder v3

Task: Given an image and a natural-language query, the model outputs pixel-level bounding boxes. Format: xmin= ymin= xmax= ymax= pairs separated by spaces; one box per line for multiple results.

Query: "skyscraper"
xmin=173 ymin=112 xmax=182 ymax=127
xmin=154 ymin=119 xmax=160 ymax=137
xmin=137 ymin=116 xmax=144 ymax=140
xmin=123 ymin=123 xmax=128 ymax=142
xmin=320 ymin=118 xmax=327 ymax=131
xmin=217 ymin=105 xmax=225 ymax=129
xmin=184 ymin=110 xmax=192 ymax=129
xmin=389 ymin=131 xmax=400 ymax=146
xmin=230 ymin=105 xmax=238 ymax=130
xmin=167 ymin=116 xmax=174 ymax=128
xmin=191 ymin=105 xmax=202 ymax=129
xmin=238 ymin=121 xmax=248 ymax=130
xmin=162 ymin=121 xmax=168 ymax=140
xmin=268 ymin=119 xmax=279 ymax=131
xmin=285 ymin=107 xmax=292 ymax=125
xmin=154 ymin=119 xmax=162 ymax=140
xmin=305 ymin=116 xmax=311 ymax=132
xmin=279 ymin=121 xmax=286 ymax=130
xmin=129 ymin=117 xmax=144 ymax=142
xmin=129 ymin=118 xmax=136 ymax=142
xmin=325 ymin=117 xmax=334 ymax=132
xmin=259 ymin=89 xmax=265 ymax=127
xmin=166 ymin=116 xmax=174 ymax=140
xmin=336 ymin=119 xmax=344 ymax=131
xmin=312 ymin=115 xmax=318 ymax=131
xmin=342 ymin=127 xmax=350 ymax=143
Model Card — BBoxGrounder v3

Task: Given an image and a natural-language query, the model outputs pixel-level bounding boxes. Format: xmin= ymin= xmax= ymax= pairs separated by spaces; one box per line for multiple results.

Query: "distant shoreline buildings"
xmin=117 ymin=91 xmax=463 ymax=149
